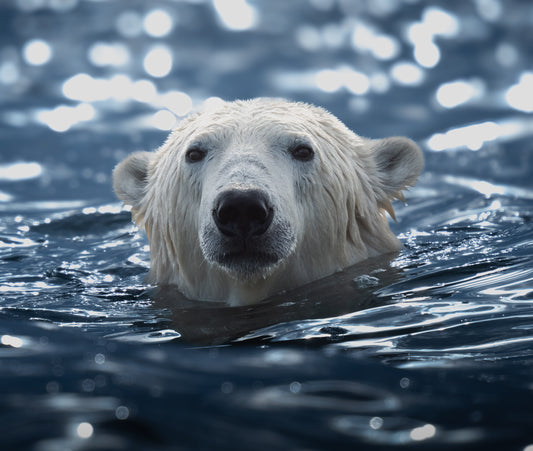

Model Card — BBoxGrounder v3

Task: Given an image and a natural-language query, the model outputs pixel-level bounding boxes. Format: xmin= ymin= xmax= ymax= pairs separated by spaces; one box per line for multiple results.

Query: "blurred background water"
xmin=0 ymin=0 xmax=532 ymax=450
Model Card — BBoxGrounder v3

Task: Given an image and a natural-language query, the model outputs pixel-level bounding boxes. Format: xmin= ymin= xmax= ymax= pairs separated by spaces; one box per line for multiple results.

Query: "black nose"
xmin=213 ymin=189 xmax=273 ymax=239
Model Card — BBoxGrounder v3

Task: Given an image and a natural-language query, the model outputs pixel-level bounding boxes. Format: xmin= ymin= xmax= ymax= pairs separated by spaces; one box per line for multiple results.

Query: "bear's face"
xmin=114 ymin=99 xmax=423 ymax=304
xmin=192 ymin=124 xmax=312 ymax=281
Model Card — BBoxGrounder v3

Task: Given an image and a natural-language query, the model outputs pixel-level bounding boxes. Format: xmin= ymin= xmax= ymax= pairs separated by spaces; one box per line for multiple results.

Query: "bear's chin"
xmin=212 ymin=251 xmax=282 ymax=281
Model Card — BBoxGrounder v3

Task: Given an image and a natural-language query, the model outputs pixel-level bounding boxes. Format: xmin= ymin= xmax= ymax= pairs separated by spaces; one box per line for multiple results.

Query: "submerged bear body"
xmin=113 ymin=98 xmax=423 ymax=305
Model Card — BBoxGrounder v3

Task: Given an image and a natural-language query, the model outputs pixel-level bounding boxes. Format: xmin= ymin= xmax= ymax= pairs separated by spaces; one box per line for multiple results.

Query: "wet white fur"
xmin=114 ymin=98 xmax=423 ymax=305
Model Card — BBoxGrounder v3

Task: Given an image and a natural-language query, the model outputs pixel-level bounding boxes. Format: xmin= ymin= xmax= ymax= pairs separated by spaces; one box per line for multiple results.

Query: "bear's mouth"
xmin=218 ymin=250 xmax=280 ymax=266
xmin=200 ymin=217 xmax=295 ymax=280
xmin=214 ymin=246 xmax=282 ymax=278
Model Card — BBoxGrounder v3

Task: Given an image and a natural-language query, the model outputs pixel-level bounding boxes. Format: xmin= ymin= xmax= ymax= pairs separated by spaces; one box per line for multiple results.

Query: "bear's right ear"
xmin=113 ymin=151 xmax=154 ymax=208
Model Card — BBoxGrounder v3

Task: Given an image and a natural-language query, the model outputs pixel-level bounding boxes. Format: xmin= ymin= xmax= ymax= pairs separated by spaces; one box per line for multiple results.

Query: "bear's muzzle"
xmin=213 ymin=189 xmax=274 ymax=240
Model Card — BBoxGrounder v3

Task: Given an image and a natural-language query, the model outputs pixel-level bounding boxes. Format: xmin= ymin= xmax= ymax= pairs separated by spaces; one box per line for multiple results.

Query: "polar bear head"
xmin=114 ymin=98 xmax=423 ymax=305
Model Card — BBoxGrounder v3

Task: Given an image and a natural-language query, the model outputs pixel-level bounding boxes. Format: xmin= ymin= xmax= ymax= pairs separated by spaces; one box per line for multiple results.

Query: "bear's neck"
xmin=175 ymin=259 xmax=298 ymax=306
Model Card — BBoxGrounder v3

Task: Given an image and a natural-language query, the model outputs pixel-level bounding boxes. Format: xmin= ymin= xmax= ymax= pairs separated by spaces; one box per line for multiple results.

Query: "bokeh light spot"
xmin=372 ymin=35 xmax=400 ymax=60
xmin=109 ymin=74 xmax=133 ymax=101
xmin=505 ymin=73 xmax=533 ymax=113
xmin=343 ymin=69 xmax=370 ymax=95
xmin=115 ymin=406 xmax=130 ymax=420
xmin=62 ymin=73 xmax=110 ymax=102
xmin=143 ymin=9 xmax=173 ymax=38
xmin=427 ymin=121 xmax=501 ymax=151
xmin=76 ymin=422 xmax=94 ymax=439
xmin=295 ymin=25 xmax=322 ymax=51
xmin=1 ymin=334 xmax=24 ymax=348
xmin=36 ymin=103 xmax=95 ymax=132
xmin=370 ymin=73 xmax=390 ymax=93
xmin=160 ymin=91 xmax=193 ymax=117
xmin=475 ymin=0 xmax=502 ymax=22
xmin=213 ymin=0 xmax=258 ymax=31
xmin=116 ymin=10 xmax=143 ymax=38
xmin=22 ymin=39 xmax=52 ymax=66
xmin=422 ymin=8 xmax=459 ymax=37
xmin=151 ymin=110 xmax=177 ymax=130
xmin=132 ymin=79 xmax=158 ymax=103
xmin=0 ymin=62 xmax=19 ymax=84
xmin=436 ymin=79 xmax=484 ymax=108
xmin=351 ymin=23 xmax=400 ymax=61
xmin=410 ymin=424 xmax=436 ymax=441
xmin=88 ymin=42 xmax=130 ymax=67
xmin=315 ymin=69 xmax=343 ymax=93
xmin=390 ymin=62 xmax=424 ymax=86
xmin=369 ymin=417 xmax=384 ymax=430
xmin=495 ymin=43 xmax=518 ymax=67
xmin=314 ymin=67 xmax=370 ymax=95
xmin=414 ymin=41 xmax=440 ymax=68
xmin=0 ymin=162 xmax=42 ymax=182
xmin=143 ymin=46 xmax=173 ymax=78
xmin=202 ymin=97 xmax=225 ymax=111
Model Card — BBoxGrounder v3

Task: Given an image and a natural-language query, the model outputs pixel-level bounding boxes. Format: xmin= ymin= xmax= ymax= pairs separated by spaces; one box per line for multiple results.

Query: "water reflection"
xmin=62 ymin=73 xmax=189 ymax=112
xmin=143 ymin=9 xmax=174 ymax=38
xmin=160 ymin=91 xmax=193 ymax=116
xmin=0 ymin=162 xmax=43 ymax=181
xmin=22 ymin=39 xmax=52 ymax=66
xmin=63 ymin=73 xmax=114 ymax=102
xmin=1 ymin=334 xmax=24 ymax=348
xmin=428 ymin=117 xmax=533 ymax=152
xmin=1 ymin=2 xmax=532 ymax=448
xmin=35 ymin=103 xmax=95 ymax=132
xmin=0 ymin=60 xmax=19 ymax=85
xmin=332 ymin=416 xmax=439 ymax=445
xmin=88 ymin=42 xmax=130 ymax=67
xmin=149 ymin=110 xmax=177 ymax=131
xmin=75 ymin=422 xmax=94 ymax=439
xmin=143 ymin=45 xmax=173 ymax=78
xmin=406 ymin=7 xmax=459 ymax=68
xmin=315 ymin=67 xmax=370 ymax=94
xmin=115 ymin=10 xmax=143 ymax=38
xmin=63 ymin=73 xmax=157 ymax=104
xmin=213 ymin=0 xmax=258 ymax=31
xmin=150 ymin=253 xmax=401 ymax=345
xmin=428 ymin=121 xmax=502 ymax=151
xmin=351 ymin=22 xmax=400 ymax=60
xmin=505 ymin=72 xmax=533 ymax=113
xmin=15 ymin=0 xmax=78 ymax=12
xmin=390 ymin=62 xmax=424 ymax=86
xmin=1 ymin=0 xmax=527 ymax=140
xmin=247 ymin=380 xmax=400 ymax=412
xmin=435 ymin=79 xmax=485 ymax=109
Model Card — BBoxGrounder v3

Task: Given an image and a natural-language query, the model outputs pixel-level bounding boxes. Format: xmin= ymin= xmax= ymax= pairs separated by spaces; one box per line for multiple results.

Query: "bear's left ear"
xmin=113 ymin=151 xmax=154 ymax=209
xmin=371 ymin=136 xmax=424 ymax=203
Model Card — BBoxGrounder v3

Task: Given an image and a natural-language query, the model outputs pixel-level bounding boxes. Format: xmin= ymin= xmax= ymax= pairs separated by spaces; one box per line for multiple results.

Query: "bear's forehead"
xmin=179 ymin=99 xmax=350 ymax=142
xmin=163 ymin=99 xmax=362 ymax=159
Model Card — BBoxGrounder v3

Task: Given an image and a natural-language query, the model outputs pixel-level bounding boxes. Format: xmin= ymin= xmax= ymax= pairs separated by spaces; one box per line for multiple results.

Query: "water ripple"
xmin=247 ymin=380 xmax=401 ymax=412
xmin=1 ymin=1 xmax=533 ymax=449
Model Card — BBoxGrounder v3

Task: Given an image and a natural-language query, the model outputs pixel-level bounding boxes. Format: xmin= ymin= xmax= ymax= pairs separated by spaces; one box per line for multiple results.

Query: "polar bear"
xmin=113 ymin=98 xmax=423 ymax=305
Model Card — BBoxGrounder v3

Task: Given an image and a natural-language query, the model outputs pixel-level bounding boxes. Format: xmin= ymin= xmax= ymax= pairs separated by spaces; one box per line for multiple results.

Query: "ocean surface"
xmin=1 ymin=0 xmax=532 ymax=449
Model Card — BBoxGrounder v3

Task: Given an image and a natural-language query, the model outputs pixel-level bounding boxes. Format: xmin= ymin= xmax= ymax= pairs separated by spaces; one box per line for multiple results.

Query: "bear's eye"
xmin=290 ymin=144 xmax=314 ymax=162
xmin=185 ymin=147 xmax=207 ymax=163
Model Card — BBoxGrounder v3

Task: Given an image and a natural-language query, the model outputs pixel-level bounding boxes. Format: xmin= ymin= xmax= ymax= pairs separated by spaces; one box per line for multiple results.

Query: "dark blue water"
xmin=1 ymin=1 xmax=532 ymax=449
